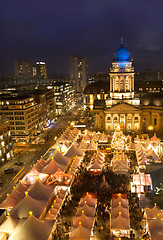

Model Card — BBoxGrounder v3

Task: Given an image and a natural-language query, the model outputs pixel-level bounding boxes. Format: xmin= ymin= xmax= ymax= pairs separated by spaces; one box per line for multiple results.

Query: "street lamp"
xmin=148 ymin=125 xmax=153 ymax=131
xmin=71 ymin=121 xmax=75 ymax=127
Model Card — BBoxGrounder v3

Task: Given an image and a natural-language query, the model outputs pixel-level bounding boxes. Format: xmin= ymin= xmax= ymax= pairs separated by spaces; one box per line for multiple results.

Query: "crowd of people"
xmin=52 ymin=147 xmax=144 ymax=239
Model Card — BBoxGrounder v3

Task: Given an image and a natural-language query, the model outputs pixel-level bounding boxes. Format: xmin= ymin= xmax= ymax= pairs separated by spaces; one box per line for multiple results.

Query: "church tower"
xmin=107 ymin=39 xmax=139 ymax=106
xmin=110 ymin=39 xmax=134 ymax=99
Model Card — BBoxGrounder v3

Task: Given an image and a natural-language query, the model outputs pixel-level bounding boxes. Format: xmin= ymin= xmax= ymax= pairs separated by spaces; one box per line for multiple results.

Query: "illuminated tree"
xmin=111 ymin=125 xmax=125 ymax=150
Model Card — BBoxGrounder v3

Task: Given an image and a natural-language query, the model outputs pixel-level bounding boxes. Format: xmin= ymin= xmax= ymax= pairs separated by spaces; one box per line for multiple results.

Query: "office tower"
xmin=14 ymin=58 xmax=33 ymax=76
xmin=34 ymin=61 xmax=47 ymax=78
xmin=70 ymin=54 xmax=88 ymax=93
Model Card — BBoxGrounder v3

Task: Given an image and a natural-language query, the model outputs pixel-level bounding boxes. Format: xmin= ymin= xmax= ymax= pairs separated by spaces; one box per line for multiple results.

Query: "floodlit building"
xmin=70 ymin=54 xmax=88 ymax=93
xmin=0 ymin=95 xmax=39 ymax=142
xmin=48 ymin=82 xmax=75 ymax=115
xmin=29 ymin=89 xmax=56 ymax=128
xmin=84 ymin=40 xmax=163 ymax=133
xmin=0 ymin=116 xmax=14 ymax=163
xmin=34 ymin=61 xmax=47 ymax=78
xmin=94 ymin=40 xmax=141 ymax=131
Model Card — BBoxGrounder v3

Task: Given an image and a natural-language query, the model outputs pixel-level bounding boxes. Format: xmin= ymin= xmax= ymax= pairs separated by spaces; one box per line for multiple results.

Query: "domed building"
xmin=84 ymin=40 xmax=163 ymax=133
xmin=140 ymin=93 xmax=163 ymax=132
xmin=140 ymin=93 xmax=163 ymax=107
xmin=115 ymin=42 xmax=130 ymax=62
xmin=108 ymin=39 xmax=139 ymax=102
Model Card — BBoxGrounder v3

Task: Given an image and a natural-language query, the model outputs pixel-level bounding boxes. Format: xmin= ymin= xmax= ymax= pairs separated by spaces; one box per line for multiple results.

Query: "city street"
xmin=0 ymin=112 xmax=79 ymax=203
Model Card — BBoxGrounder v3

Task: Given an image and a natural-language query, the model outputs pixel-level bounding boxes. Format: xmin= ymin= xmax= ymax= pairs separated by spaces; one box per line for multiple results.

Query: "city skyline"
xmin=1 ymin=0 xmax=163 ymax=75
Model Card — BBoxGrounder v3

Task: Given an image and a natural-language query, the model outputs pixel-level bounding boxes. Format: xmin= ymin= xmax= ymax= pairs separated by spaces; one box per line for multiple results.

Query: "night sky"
xmin=1 ymin=0 xmax=163 ymax=75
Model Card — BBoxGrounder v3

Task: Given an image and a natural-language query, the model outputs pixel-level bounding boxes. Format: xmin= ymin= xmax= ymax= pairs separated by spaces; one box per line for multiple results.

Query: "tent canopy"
xmin=76 ymin=204 xmax=95 ymax=217
xmin=145 ymin=205 xmax=163 ymax=219
xmin=70 ymin=225 xmax=91 ymax=240
xmin=10 ymin=195 xmax=46 ymax=219
xmin=28 ymin=179 xmax=54 ymax=201
xmin=65 ymin=144 xmax=83 ymax=158
xmin=111 ymin=215 xmax=130 ymax=230
xmin=8 ymin=215 xmax=54 ymax=240
xmin=0 ymin=216 xmax=21 ymax=235
xmin=79 ymin=195 xmax=96 ymax=208
xmin=111 ymin=197 xmax=128 ymax=209
xmin=41 ymin=158 xmax=65 ymax=175
xmin=73 ymin=213 xmax=93 ymax=228
xmin=111 ymin=205 xmax=129 ymax=218
xmin=53 ymin=150 xmax=69 ymax=165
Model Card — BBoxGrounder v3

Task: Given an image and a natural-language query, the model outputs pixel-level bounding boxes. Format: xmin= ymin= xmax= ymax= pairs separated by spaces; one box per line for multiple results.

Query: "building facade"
xmin=83 ymin=81 xmax=109 ymax=110
xmin=0 ymin=116 xmax=14 ymax=163
xmin=87 ymin=41 xmax=163 ymax=133
xmin=0 ymin=96 xmax=39 ymax=142
xmin=48 ymin=82 xmax=75 ymax=115
xmin=70 ymin=54 xmax=88 ymax=93
xmin=30 ymin=89 xmax=56 ymax=129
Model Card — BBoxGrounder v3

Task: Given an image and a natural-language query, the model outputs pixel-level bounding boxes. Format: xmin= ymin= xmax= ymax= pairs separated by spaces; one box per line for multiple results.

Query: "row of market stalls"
xmin=110 ymin=194 xmax=130 ymax=238
xmin=145 ymin=204 xmax=163 ymax=240
xmin=0 ymin=179 xmax=55 ymax=239
xmin=79 ymin=141 xmax=97 ymax=151
xmin=57 ymin=127 xmax=80 ymax=143
xmin=0 ymin=127 xmax=86 ymax=240
xmin=44 ymin=187 xmax=68 ymax=221
xmin=135 ymin=135 xmax=161 ymax=165
xmin=135 ymin=142 xmax=148 ymax=166
xmin=111 ymin=152 xmax=128 ymax=174
xmin=70 ymin=193 xmax=97 ymax=240
xmin=133 ymin=134 xmax=163 ymax=239
xmin=0 ymin=124 xmax=162 ymax=240
xmin=88 ymin=150 xmax=105 ymax=173
xmin=82 ymin=131 xmax=108 ymax=143
xmin=144 ymin=142 xmax=160 ymax=163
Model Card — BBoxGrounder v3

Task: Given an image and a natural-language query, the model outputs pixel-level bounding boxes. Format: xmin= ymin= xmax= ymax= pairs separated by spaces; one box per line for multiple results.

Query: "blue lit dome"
xmin=115 ymin=42 xmax=130 ymax=62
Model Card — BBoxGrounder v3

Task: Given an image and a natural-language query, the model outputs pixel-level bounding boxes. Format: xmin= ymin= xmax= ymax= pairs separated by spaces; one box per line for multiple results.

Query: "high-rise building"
xmin=70 ymin=54 xmax=88 ymax=93
xmin=34 ymin=61 xmax=47 ymax=78
xmin=14 ymin=58 xmax=33 ymax=76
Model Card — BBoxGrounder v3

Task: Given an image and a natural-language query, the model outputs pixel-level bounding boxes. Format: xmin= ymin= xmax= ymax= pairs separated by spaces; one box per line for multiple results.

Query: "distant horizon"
xmin=1 ymin=1 xmax=163 ymax=75
xmin=1 ymin=55 xmax=163 ymax=77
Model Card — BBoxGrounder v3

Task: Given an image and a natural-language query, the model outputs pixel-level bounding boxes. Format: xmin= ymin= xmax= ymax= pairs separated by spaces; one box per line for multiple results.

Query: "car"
xmin=14 ymin=161 xmax=23 ymax=166
xmin=4 ymin=168 xmax=17 ymax=174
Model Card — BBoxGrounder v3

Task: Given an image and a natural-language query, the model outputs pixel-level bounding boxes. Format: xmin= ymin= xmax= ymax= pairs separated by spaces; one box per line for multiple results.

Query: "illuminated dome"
xmin=115 ymin=42 xmax=130 ymax=62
